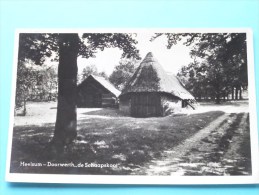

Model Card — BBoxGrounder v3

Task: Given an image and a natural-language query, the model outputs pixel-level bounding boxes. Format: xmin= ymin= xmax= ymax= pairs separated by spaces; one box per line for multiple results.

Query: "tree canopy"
xmin=18 ymin=33 xmax=140 ymax=64
xmin=152 ymin=33 xmax=248 ymax=103
xmin=78 ymin=64 xmax=108 ymax=84
xmin=109 ymin=58 xmax=139 ymax=90
xmin=17 ymin=32 xmax=140 ymax=151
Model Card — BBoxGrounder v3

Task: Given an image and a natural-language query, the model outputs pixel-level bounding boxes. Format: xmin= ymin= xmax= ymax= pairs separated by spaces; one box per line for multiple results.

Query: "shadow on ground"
xmin=10 ymin=110 xmax=227 ymax=175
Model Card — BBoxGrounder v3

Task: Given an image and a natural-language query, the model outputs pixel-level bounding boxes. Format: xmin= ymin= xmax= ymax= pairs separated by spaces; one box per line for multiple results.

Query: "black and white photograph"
xmin=6 ymin=29 xmax=259 ymax=184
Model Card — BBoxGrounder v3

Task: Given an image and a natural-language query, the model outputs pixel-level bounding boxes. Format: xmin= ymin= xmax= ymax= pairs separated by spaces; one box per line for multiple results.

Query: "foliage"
xmin=99 ymin=71 xmax=108 ymax=80
xmin=18 ymin=33 xmax=59 ymax=65
xmin=109 ymin=58 xmax=139 ymax=90
xmin=18 ymin=33 xmax=140 ymax=69
xmin=41 ymin=66 xmax=58 ymax=101
xmin=30 ymin=66 xmax=58 ymax=101
xmin=177 ymin=60 xmax=209 ymax=99
xmin=15 ymin=61 xmax=36 ymax=113
xmin=18 ymin=33 xmax=140 ymax=89
xmin=153 ymin=33 xmax=247 ymax=103
xmin=78 ymin=64 xmax=108 ymax=84
xmin=17 ymin=32 xmax=140 ymax=147
xmin=81 ymin=33 xmax=140 ymax=60
xmin=15 ymin=61 xmax=58 ymax=114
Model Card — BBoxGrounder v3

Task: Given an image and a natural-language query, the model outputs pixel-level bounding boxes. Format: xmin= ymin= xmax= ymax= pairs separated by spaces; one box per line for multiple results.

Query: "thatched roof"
xmin=121 ymin=52 xmax=194 ymax=100
xmin=79 ymin=75 xmax=121 ymax=97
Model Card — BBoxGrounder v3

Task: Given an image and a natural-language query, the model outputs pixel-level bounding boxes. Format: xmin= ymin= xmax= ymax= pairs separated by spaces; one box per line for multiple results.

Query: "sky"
xmin=77 ymin=33 xmax=194 ymax=76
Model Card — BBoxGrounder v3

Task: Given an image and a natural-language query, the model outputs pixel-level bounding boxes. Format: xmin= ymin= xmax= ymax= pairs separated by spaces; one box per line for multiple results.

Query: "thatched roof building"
xmin=119 ymin=52 xmax=195 ymax=117
xmin=77 ymin=75 xmax=121 ymax=108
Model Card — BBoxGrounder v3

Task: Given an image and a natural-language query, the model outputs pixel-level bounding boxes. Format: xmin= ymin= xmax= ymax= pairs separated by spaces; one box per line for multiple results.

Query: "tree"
xmin=177 ymin=60 xmax=209 ymax=100
xmin=42 ymin=66 xmax=58 ymax=101
xmin=79 ymin=64 xmax=98 ymax=83
xmin=15 ymin=60 xmax=38 ymax=115
xmin=99 ymin=71 xmax=108 ymax=80
xmin=15 ymin=60 xmax=58 ymax=115
xmin=109 ymin=58 xmax=138 ymax=90
xmin=18 ymin=33 xmax=140 ymax=152
xmin=153 ymin=33 xmax=247 ymax=103
xmin=28 ymin=65 xmax=58 ymax=101
xmin=78 ymin=64 xmax=108 ymax=84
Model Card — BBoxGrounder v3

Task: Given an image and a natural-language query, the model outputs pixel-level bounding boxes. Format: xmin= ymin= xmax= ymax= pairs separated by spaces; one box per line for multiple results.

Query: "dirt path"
xmin=219 ymin=113 xmax=251 ymax=175
xmin=134 ymin=112 xmax=249 ymax=176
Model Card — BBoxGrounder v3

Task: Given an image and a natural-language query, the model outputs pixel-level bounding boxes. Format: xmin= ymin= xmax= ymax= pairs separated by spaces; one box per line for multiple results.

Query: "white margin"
xmin=5 ymin=28 xmax=259 ymax=185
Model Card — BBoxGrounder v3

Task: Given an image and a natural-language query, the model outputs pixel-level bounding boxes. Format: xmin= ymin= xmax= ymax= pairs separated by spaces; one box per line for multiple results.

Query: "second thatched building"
xmin=119 ymin=52 xmax=195 ymax=117
xmin=77 ymin=75 xmax=121 ymax=108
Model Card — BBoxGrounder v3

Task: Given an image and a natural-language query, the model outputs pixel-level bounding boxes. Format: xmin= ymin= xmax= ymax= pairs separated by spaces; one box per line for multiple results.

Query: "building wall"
xmin=119 ymin=97 xmax=131 ymax=115
xmin=131 ymin=92 xmax=162 ymax=117
xmin=120 ymin=92 xmax=163 ymax=117
xmin=102 ymin=94 xmax=118 ymax=108
xmin=119 ymin=93 xmax=183 ymax=117
xmin=77 ymin=81 xmax=118 ymax=108
xmin=77 ymin=89 xmax=102 ymax=108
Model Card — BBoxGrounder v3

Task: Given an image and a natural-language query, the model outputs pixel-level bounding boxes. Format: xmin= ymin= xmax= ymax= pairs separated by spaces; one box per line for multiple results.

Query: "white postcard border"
xmin=6 ymin=28 xmax=259 ymax=184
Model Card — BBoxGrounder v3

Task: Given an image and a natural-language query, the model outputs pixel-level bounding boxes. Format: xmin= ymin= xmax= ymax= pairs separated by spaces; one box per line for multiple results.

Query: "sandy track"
xmin=135 ymin=112 xmax=249 ymax=176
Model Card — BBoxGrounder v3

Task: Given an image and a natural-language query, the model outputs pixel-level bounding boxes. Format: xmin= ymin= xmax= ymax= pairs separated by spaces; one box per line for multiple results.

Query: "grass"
xmin=10 ymin=108 xmax=224 ymax=175
xmin=182 ymin=112 xmax=252 ymax=176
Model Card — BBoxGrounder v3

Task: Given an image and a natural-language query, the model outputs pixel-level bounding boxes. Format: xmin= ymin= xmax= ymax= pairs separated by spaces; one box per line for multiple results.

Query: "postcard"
xmin=6 ymin=29 xmax=259 ymax=184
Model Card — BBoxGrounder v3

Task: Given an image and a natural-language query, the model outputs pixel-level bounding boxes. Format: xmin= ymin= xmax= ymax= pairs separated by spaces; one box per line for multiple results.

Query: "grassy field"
xmin=10 ymin=101 xmax=251 ymax=175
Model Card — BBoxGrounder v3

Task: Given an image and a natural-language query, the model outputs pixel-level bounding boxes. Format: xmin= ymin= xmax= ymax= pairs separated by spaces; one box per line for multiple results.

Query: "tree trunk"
xmin=51 ymin=34 xmax=79 ymax=151
xmin=239 ymin=86 xmax=243 ymax=100
xmin=215 ymin=94 xmax=220 ymax=104
xmin=231 ymin=87 xmax=234 ymax=100
xmin=235 ymin=86 xmax=239 ymax=100
xmin=23 ymin=97 xmax=27 ymax=116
